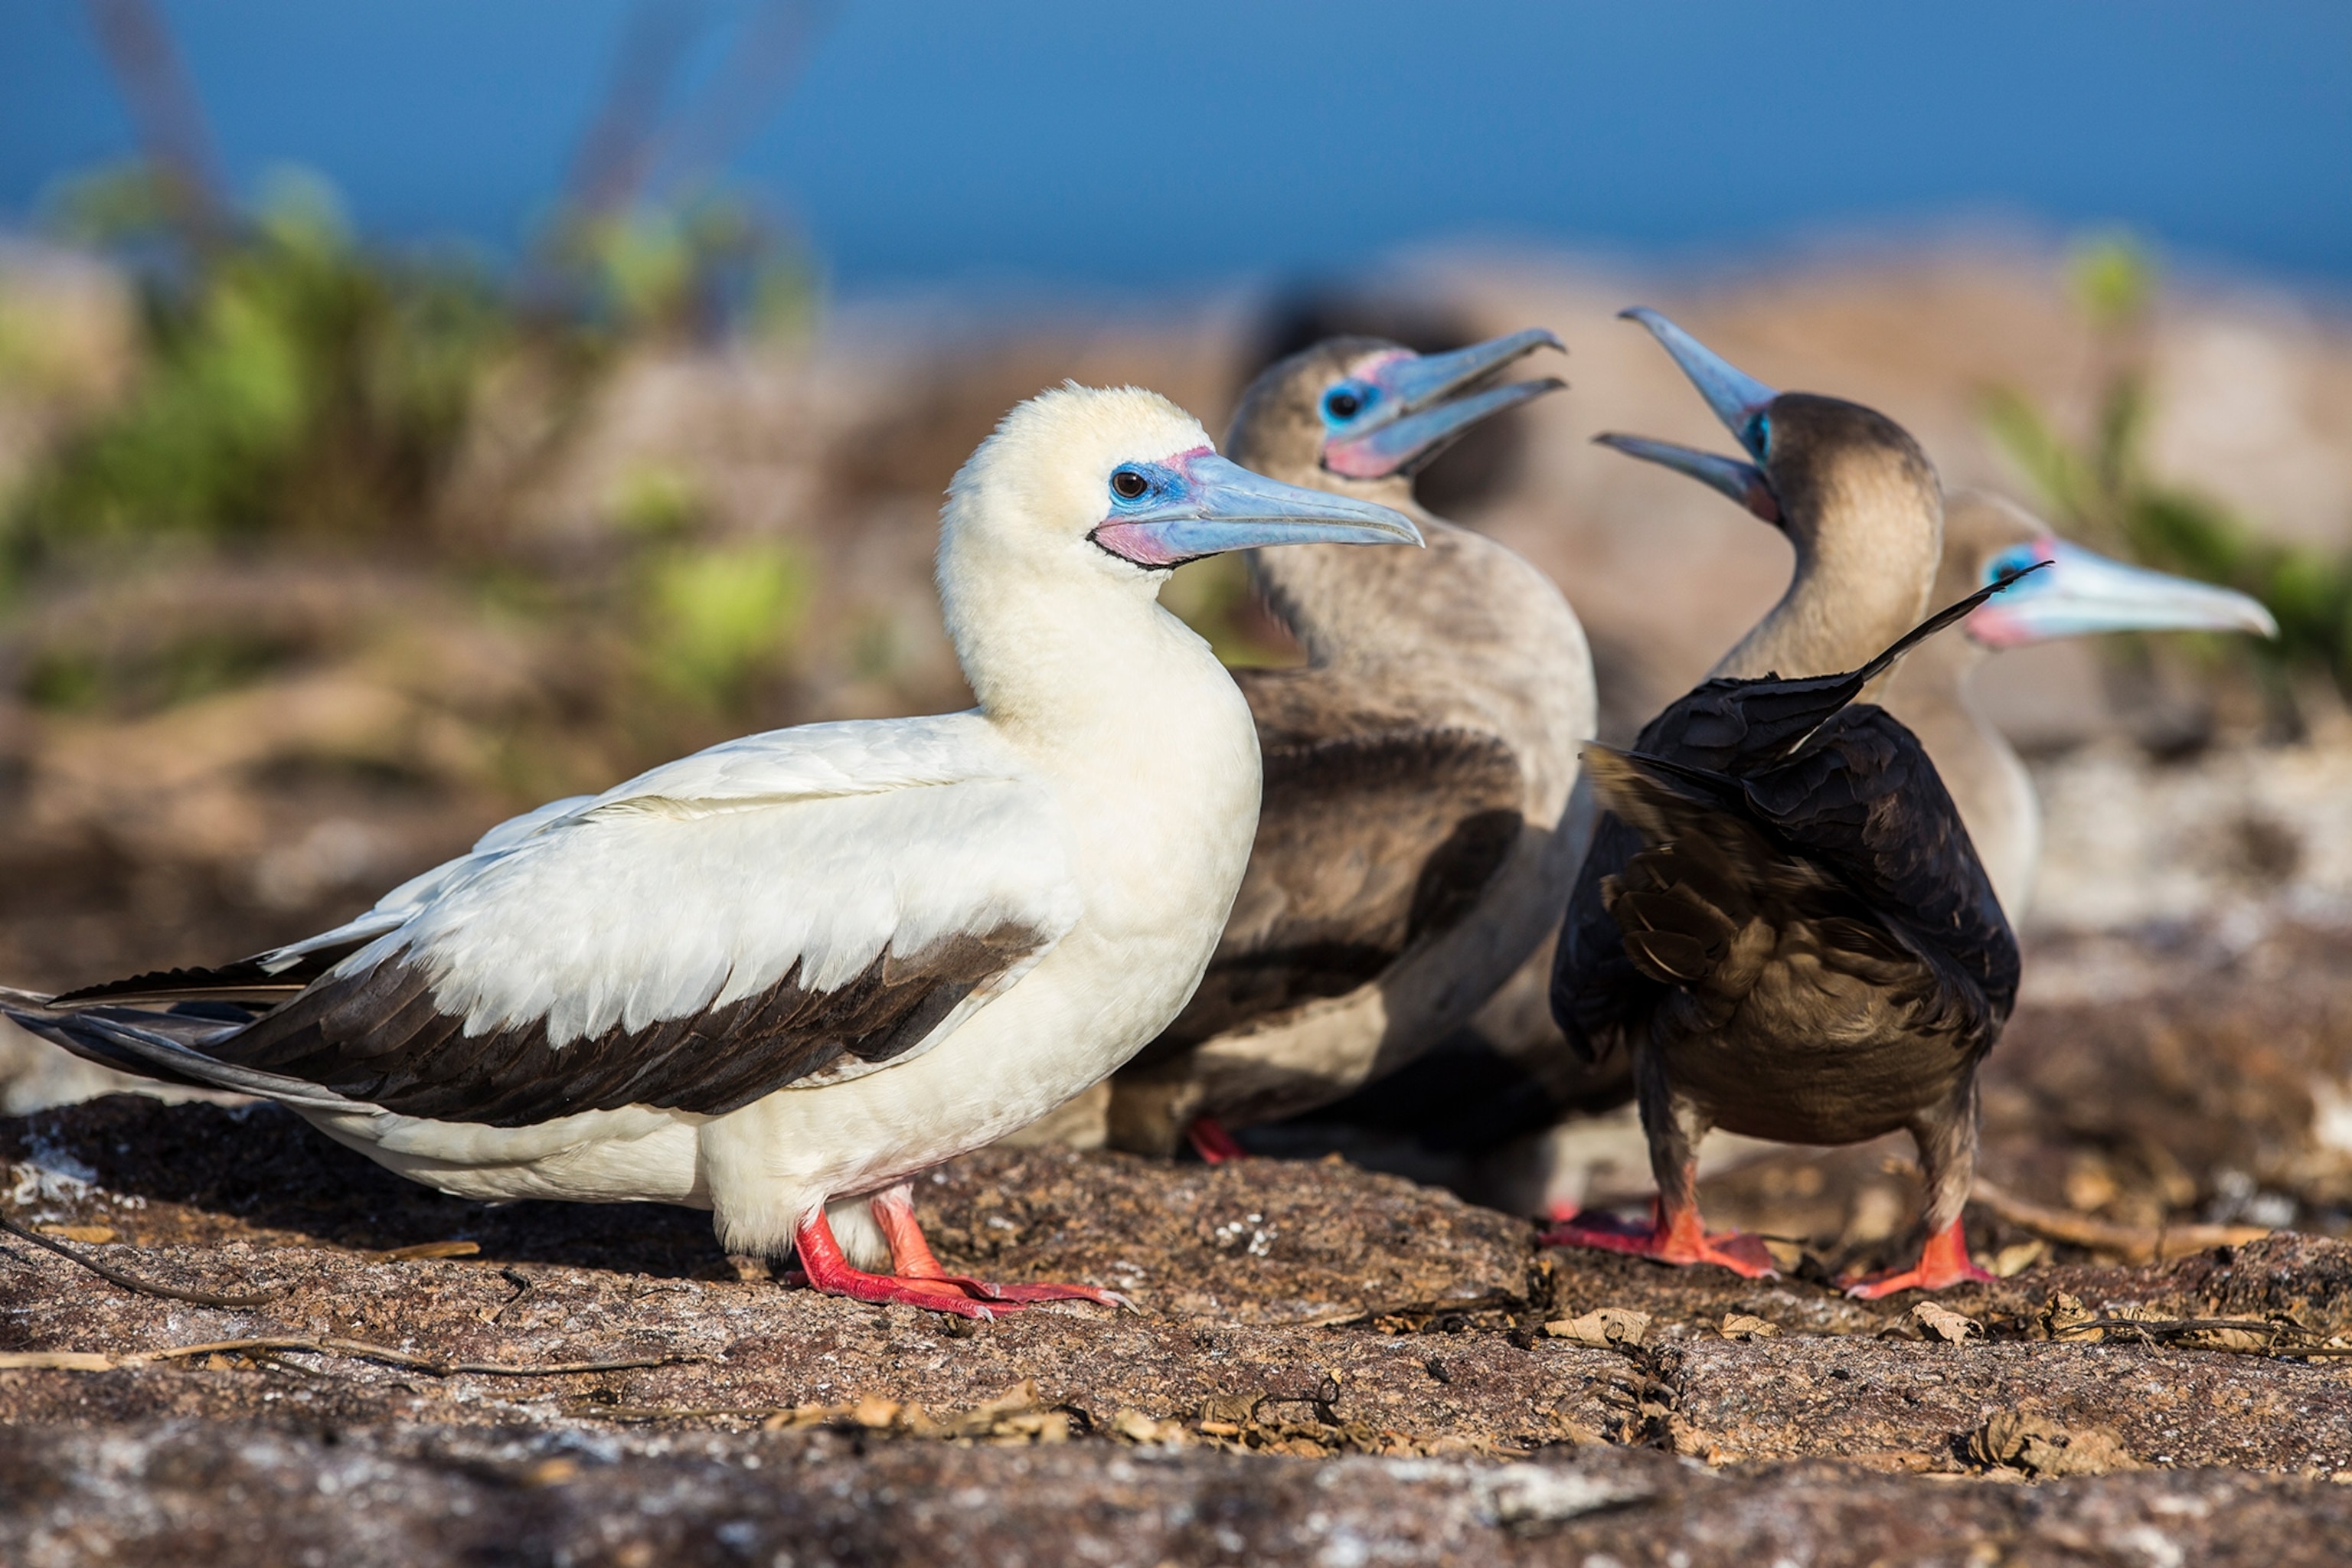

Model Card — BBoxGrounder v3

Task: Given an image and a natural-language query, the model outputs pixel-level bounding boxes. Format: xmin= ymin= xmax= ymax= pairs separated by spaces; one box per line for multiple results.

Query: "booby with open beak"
xmin=1102 ymin=329 xmax=1593 ymax=1159
xmin=1885 ymin=491 xmax=2277 ymax=916
xmin=2 ymin=385 xmax=1421 ymax=1320
xmin=1548 ymin=312 xmax=2019 ymax=1296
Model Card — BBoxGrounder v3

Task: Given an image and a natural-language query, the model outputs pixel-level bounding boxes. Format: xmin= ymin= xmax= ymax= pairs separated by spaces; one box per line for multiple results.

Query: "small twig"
xmin=0 ymin=1214 xmax=282 ymax=1308
xmin=488 ymin=1266 xmax=535 ymax=1325
xmin=1967 ymin=1176 xmax=2272 ymax=1263
xmin=1874 ymin=1160 xmax=2273 ymax=1263
xmin=2050 ymin=1314 xmax=2338 ymax=1354
xmin=0 ymin=1334 xmax=710 ymax=1378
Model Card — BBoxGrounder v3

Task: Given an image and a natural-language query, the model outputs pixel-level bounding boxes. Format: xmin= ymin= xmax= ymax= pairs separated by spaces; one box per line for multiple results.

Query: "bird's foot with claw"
xmin=1843 ymin=1219 xmax=1994 ymax=1298
xmin=1540 ymin=1202 xmax=1778 ymax=1279
xmin=782 ymin=1261 xmax=1010 ymax=1321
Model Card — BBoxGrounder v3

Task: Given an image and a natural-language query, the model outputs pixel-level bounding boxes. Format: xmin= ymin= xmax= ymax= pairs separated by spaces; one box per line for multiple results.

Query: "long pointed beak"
xmin=1595 ymin=432 xmax=1781 ymax=526
xmin=1091 ymin=452 xmax=1423 ymax=569
xmin=1621 ymin=308 xmax=1777 ymax=456
xmin=1970 ymin=539 xmax=2280 ymax=648
xmin=1324 ymin=327 xmax=1566 ymax=480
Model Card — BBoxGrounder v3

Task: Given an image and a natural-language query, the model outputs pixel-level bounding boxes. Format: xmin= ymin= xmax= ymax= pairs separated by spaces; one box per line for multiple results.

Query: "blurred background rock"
xmin=0 ymin=3 xmax=2347 ymax=1252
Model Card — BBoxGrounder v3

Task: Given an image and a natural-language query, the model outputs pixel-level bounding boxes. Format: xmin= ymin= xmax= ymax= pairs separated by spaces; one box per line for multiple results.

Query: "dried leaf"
xmin=1543 ymin=1307 xmax=1652 ymax=1348
xmin=1910 ymin=1302 xmax=1981 ymax=1343
xmin=35 ymin=1225 xmax=117 ymax=1245
xmin=1991 ymin=1240 xmax=2047 ymax=1278
xmin=1971 ymin=1412 xmax=2138 ymax=1477
xmin=1109 ymin=1408 xmax=1186 ymax=1446
xmin=1719 ymin=1313 xmax=1779 ymax=1341
xmin=2040 ymin=1291 xmax=2100 ymax=1341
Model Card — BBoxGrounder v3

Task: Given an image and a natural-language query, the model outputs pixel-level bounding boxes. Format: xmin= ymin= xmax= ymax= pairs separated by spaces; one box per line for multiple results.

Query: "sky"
xmin=2 ymin=2 xmax=2347 ymax=296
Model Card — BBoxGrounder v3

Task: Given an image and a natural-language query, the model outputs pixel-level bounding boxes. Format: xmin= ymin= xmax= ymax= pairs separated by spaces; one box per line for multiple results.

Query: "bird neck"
xmin=1710 ymin=486 xmax=1943 ymax=684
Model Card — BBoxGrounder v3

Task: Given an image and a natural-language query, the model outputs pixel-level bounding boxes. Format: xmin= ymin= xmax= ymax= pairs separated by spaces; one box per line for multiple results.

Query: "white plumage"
xmin=6 ymin=384 xmax=1420 ymax=1316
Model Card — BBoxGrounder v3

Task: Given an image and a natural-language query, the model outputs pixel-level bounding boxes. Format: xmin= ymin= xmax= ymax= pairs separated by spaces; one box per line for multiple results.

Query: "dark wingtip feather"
xmin=1766 ymin=560 xmax=2053 ymax=762
xmin=1847 ymin=560 xmax=2052 ymax=693
xmin=49 ymin=962 xmax=311 ymax=1008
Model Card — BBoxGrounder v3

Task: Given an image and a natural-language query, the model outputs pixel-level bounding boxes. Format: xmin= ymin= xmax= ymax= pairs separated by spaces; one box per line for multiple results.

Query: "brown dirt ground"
xmin=8 ymin=1092 xmax=2352 ymax=1564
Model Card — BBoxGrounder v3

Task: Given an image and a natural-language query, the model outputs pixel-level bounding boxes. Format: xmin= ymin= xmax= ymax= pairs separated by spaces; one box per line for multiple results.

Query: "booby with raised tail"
xmin=1102 ymin=329 xmax=1594 ymax=1159
xmin=3 ymin=384 xmax=1421 ymax=1319
xmin=1547 ymin=311 xmax=2016 ymax=1296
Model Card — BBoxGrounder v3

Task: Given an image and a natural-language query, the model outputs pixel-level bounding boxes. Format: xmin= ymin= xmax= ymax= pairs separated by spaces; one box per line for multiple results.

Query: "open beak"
xmin=1323 ymin=327 xmax=1566 ymax=480
xmin=1620 ymin=308 xmax=1777 ymax=459
xmin=1593 ymin=433 xmax=1782 ymax=526
xmin=1969 ymin=539 xmax=2280 ymax=648
xmin=1090 ymin=452 xmax=1424 ymax=570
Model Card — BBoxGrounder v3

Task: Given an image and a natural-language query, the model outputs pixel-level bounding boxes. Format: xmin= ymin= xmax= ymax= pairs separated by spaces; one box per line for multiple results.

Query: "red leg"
xmin=869 ymin=1187 xmax=1132 ymax=1310
xmin=1539 ymin=1189 xmax=1778 ymax=1279
xmin=1185 ymin=1116 xmax=1248 ymax=1165
xmin=790 ymin=1209 xmax=1004 ymax=1320
xmin=1843 ymin=1217 xmax=1994 ymax=1299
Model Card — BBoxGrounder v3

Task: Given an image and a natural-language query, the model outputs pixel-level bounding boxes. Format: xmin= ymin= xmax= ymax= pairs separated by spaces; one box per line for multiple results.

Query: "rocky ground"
xmin=8 ymin=1070 xmax=2352 ymax=1564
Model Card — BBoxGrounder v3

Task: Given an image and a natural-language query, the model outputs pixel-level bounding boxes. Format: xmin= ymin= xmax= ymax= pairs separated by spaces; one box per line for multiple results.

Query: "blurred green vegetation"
xmin=0 ymin=159 xmax=826 ymax=787
xmin=1984 ymin=234 xmax=2352 ymax=708
xmin=1162 ymin=554 xmax=1302 ymax=670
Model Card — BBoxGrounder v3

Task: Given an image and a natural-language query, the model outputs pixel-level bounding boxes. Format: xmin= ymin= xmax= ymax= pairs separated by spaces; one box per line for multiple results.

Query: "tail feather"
xmin=3 ymin=991 xmax=362 ymax=1112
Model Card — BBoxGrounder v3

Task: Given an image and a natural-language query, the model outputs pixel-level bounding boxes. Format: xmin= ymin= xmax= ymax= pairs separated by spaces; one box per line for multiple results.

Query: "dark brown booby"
xmin=1106 ymin=329 xmax=1595 ymax=1158
xmin=1547 ymin=311 xmax=2015 ymax=1295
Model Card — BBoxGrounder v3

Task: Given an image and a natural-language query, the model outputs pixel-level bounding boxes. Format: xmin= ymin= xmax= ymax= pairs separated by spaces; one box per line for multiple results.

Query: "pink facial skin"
xmin=1962 ymin=539 xmax=2060 ymax=648
xmin=1087 ymin=446 xmax=1213 ymax=567
xmin=1319 ymin=351 xmax=1413 ymax=480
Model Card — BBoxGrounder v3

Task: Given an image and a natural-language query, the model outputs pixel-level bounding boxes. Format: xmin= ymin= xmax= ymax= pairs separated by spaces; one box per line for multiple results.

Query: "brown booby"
xmin=1102 ymin=329 xmax=1594 ymax=1159
xmin=2 ymin=385 xmax=1423 ymax=1320
xmin=1547 ymin=311 xmax=2017 ymax=1295
xmin=1884 ymin=490 xmax=2277 ymax=916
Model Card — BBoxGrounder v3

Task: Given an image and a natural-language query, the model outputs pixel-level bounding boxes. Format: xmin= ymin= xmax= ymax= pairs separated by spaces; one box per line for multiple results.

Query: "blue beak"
xmin=1091 ymin=452 xmax=1424 ymax=570
xmin=1971 ymin=539 xmax=2279 ymax=648
xmin=1323 ymin=328 xmax=1566 ymax=480
xmin=1620 ymin=308 xmax=1778 ymax=459
xmin=1593 ymin=432 xmax=1782 ymax=527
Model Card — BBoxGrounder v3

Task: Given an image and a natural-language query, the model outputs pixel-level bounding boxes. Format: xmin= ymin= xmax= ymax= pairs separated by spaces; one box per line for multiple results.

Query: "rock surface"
xmin=8 ymin=1099 xmax=2352 ymax=1563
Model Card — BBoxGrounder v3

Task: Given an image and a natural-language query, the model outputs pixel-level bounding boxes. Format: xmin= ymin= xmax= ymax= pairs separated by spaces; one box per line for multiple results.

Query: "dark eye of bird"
xmin=1324 ymin=389 xmax=1361 ymax=421
xmin=1111 ymin=468 xmax=1149 ymax=501
xmin=1990 ymin=548 xmax=2036 ymax=584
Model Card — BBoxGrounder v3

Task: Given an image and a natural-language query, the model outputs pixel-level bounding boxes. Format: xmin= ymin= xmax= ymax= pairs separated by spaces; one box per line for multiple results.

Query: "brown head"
xmin=1222 ymin=328 xmax=1567 ymax=659
xmin=1226 ymin=328 xmax=1565 ymax=508
xmin=1593 ymin=309 xmax=1942 ymax=679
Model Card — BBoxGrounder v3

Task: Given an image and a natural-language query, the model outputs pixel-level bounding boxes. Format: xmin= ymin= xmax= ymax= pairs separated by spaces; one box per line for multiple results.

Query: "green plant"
xmin=8 ymin=165 xmax=511 ymax=563
xmin=1984 ymin=234 xmax=2352 ymax=697
xmin=639 ymin=537 xmax=808 ymax=712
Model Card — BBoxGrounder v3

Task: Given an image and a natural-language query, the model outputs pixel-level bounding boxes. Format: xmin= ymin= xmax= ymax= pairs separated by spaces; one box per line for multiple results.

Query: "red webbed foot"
xmin=1185 ymin=1116 xmax=1249 ymax=1164
xmin=1843 ymin=1219 xmax=1994 ymax=1299
xmin=867 ymin=1187 xmax=1133 ymax=1312
xmin=790 ymin=1211 xmax=1007 ymax=1320
xmin=1540 ymin=1200 xmax=1779 ymax=1279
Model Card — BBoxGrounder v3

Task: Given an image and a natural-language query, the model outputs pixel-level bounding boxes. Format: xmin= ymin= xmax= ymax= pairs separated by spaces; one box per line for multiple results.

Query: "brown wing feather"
xmin=1148 ymin=712 xmax=1524 ymax=1054
xmin=127 ymin=921 xmax=1058 ymax=1126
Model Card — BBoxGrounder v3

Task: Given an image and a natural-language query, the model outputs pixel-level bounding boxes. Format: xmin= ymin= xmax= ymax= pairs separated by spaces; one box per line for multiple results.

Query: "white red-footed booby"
xmin=1102 ymin=330 xmax=1594 ymax=1159
xmin=2 ymin=384 xmax=1421 ymax=1319
xmin=1548 ymin=311 xmax=2019 ymax=1296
